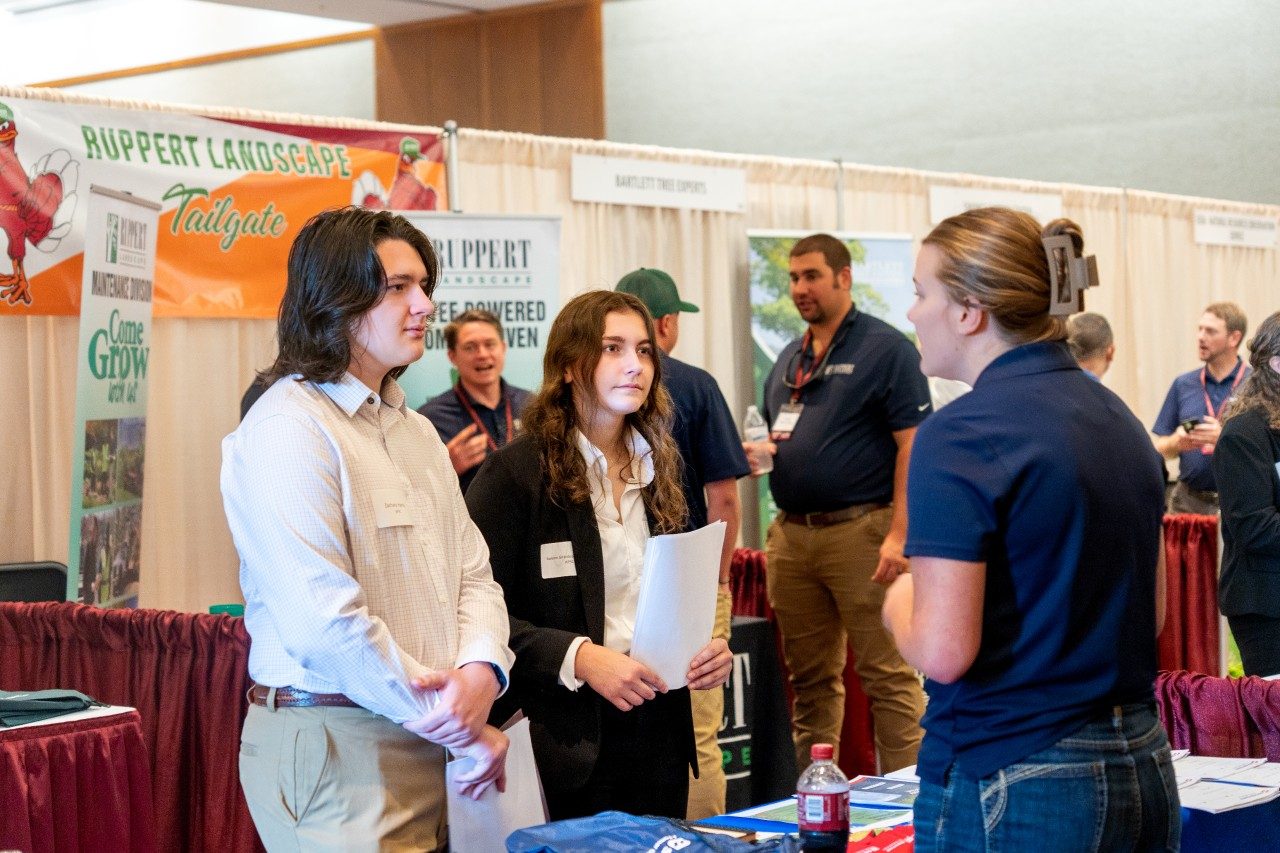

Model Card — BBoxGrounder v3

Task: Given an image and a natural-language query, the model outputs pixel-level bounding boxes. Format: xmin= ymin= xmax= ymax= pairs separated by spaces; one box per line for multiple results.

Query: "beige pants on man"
xmin=240 ymin=702 xmax=447 ymax=852
xmin=766 ymin=507 xmax=924 ymax=772
xmin=687 ymin=587 xmax=734 ymax=819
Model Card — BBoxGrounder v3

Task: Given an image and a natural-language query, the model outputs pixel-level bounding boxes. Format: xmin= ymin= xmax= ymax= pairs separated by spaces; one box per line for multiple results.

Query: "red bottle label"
xmin=798 ymin=791 xmax=849 ymax=832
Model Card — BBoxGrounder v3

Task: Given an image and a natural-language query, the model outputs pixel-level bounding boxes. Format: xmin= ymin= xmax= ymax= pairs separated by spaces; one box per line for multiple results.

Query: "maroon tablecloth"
xmin=1156 ymin=669 xmax=1280 ymax=760
xmin=0 ymin=710 xmax=157 ymax=853
xmin=730 ymin=547 xmax=877 ymax=778
xmin=0 ymin=601 xmax=262 ymax=852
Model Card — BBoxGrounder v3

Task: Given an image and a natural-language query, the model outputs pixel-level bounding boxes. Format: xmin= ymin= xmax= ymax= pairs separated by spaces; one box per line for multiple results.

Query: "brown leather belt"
xmin=779 ymin=502 xmax=888 ymax=528
xmin=247 ymin=684 xmax=359 ymax=710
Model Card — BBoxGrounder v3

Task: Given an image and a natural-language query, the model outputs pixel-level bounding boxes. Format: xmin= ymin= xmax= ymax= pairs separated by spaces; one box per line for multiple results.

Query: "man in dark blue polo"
xmin=1153 ymin=302 xmax=1250 ymax=515
xmin=418 ymin=309 xmax=531 ymax=492
xmin=616 ymin=267 xmax=750 ymax=819
xmin=754 ymin=234 xmax=929 ymax=773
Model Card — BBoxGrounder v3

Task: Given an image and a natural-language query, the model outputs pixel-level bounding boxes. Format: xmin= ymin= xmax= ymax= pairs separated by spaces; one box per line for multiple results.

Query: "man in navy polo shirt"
xmin=754 ymin=234 xmax=929 ymax=773
xmin=419 ymin=309 xmax=531 ymax=492
xmin=616 ymin=267 xmax=750 ymax=819
xmin=1152 ymin=302 xmax=1250 ymax=515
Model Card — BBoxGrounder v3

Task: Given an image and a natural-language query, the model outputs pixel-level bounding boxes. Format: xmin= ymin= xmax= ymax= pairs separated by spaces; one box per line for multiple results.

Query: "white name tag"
xmin=371 ymin=488 xmax=411 ymax=528
xmin=540 ymin=541 xmax=577 ymax=578
xmin=771 ymin=410 xmax=801 ymax=434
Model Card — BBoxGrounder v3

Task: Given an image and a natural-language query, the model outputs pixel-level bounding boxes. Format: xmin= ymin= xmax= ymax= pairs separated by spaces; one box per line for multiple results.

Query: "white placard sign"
xmin=396 ymin=212 xmax=561 ymax=409
xmin=571 ymin=154 xmax=746 ymax=213
xmin=1194 ymin=210 xmax=1278 ymax=249
xmin=928 ymin=185 xmax=1063 ymax=225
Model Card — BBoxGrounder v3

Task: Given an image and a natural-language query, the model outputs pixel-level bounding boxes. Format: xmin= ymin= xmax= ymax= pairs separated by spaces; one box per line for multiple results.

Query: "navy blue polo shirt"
xmin=418 ymin=380 xmax=531 ymax=493
xmin=661 ymin=352 xmax=751 ymax=531
xmin=906 ymin=341 xmax=1165 ymax=784
xmin=1152 ymin=359 xmax=1249 ymax=492
xmin=763 ymin=308 xmax=931 ymax=513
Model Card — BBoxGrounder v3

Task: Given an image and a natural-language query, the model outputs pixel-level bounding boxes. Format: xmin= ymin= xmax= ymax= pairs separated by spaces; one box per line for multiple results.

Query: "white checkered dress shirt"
xmin=221 ymin=372 xmax=513 ymax=724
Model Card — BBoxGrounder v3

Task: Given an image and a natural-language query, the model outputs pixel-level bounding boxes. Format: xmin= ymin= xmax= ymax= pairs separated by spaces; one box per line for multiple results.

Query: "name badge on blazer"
xmin=371 ymin=488 xmax=411 ymax=528
xmin=540 ymin=541 xmax=577 ymax=578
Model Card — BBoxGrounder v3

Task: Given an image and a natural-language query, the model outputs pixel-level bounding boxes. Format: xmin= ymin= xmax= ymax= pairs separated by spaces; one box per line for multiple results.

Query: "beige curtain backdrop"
xmin=2 ymin=85 xmax=1277 ymax=613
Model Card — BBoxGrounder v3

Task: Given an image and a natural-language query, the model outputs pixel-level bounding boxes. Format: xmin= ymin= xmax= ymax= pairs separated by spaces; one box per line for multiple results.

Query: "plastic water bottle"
xmin=797 ymin=743 xmax=849 ymax=850
xmin=743 ymin=405 xmax=773 ymax=474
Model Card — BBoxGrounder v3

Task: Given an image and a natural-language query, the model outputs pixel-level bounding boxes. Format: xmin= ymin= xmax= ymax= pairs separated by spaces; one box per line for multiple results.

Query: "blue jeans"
xmin=914 ymin=704 xmax=1180 ymax=852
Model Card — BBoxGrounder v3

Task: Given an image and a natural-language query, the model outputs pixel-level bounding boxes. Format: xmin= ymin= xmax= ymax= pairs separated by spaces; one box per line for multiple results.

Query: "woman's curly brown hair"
xmin=522 ymin=290 xmax=688 ymax=533
xmin=1223 ymin=310 xmax=1280 ymax=430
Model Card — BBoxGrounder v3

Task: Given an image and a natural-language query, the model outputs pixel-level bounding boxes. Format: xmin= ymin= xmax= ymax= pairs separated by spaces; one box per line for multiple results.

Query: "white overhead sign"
xmin=928 ymin=185 xmax=1063 ymax=225
xmin=1194 ymin=210 xmax=1278 ymax=249
xmin=571 ymin=154 xmax=746 ymax=213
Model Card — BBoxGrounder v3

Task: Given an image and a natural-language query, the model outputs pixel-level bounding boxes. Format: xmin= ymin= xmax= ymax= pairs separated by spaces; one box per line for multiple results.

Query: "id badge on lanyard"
xmin=771 ymin=403 xmax=803 ymax=441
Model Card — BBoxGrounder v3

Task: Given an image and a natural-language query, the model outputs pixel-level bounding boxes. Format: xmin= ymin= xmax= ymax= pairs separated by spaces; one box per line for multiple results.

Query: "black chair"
xmin=0 ymin=561 xmax=68 ymax=602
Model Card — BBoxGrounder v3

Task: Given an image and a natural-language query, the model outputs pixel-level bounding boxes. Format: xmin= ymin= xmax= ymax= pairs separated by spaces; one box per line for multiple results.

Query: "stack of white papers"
xmin=1173 ymin=753 xmax=1280 ymax=813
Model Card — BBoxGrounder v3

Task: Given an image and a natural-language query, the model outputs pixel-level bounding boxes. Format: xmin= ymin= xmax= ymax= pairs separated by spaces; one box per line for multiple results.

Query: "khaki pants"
xmin=686 ymin=587 xmax=733 ymax=819
xmin=1167 ymin=480 xmax=1218 ymax=516
xmin=766 ymin=509 xmax=924 ymax=772
xmin=239 ymin=702 xmax=447 ymax=852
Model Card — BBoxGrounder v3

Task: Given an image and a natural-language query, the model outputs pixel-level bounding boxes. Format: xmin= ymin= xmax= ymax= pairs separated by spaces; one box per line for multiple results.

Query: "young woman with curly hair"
xmin=465 ymin=289 xmax=732 ymax=819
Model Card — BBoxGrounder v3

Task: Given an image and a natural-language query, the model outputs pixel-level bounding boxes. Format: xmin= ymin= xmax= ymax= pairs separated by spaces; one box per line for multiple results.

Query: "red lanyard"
xmin=1200 ymin=360 xmax=1245 ymax=419
xmin=453 ymin=384 xmax=514 ymax=452
xmin=789 ymin=330 xmax=828 ymax=404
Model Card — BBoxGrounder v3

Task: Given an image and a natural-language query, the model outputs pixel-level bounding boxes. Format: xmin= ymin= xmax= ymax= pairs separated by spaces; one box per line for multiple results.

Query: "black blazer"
xmin=465 ymin=433 xmax=695 ymax=793
xmin=1215 ymin=407 xmax=1280 ymax=618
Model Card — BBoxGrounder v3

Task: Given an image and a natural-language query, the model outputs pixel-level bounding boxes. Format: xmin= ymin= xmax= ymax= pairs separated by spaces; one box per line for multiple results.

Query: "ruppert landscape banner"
xmin=0 ymin=95 xmax=445 ymax=317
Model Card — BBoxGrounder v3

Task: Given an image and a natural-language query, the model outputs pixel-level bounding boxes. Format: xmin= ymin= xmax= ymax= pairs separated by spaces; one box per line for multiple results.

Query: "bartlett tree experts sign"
xmin=571 ymin=154 xmax=746 ymax=213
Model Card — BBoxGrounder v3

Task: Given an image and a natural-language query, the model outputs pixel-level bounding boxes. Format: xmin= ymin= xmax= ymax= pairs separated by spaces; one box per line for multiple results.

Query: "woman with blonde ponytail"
xmin=882 ymin=208 xmax=1179 ymax=851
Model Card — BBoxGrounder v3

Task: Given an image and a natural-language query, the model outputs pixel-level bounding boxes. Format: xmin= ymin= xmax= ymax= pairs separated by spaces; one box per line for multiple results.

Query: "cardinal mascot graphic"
xmin=352 ymin=136 xmax=440 ymax=212
xmin=0 ymin=101 xmax=78 ymax=306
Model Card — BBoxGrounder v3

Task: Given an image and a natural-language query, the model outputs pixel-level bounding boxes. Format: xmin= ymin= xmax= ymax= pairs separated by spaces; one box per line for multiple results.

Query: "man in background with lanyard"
xmin=748 ymin=233 xmax=929 ymax=773
xmin=420 ymin=309 xmax=532 ymax=492
xmin=1153 ymin=302 xmax=1250 ymax=515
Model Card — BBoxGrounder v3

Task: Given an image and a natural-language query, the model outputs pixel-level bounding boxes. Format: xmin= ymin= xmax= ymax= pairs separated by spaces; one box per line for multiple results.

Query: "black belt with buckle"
xmin=247 ymin=683 xmax=359 ymax=710
xmin=779 ymin=502 xmax=888 ymax=528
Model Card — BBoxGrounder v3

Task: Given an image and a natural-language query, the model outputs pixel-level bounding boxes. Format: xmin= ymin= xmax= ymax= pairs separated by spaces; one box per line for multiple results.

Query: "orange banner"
xmin=0 ymin=99 xmax=445 ymax=317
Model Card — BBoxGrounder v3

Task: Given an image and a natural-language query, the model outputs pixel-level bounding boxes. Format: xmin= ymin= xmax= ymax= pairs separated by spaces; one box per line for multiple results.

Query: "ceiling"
xmin=203 ymin=0 xmax=550 ymax=27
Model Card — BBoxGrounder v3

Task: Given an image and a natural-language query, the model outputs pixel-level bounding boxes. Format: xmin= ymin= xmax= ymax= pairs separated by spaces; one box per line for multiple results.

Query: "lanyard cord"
xmin=453 ymin=383 xmax=514 ymax=452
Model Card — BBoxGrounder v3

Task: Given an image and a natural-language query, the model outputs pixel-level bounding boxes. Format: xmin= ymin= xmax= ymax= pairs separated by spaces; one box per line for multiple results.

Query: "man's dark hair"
xmin=790 ymin=233 xmax=851 ymax=275
xmin=261 ymin=207 xmax=439 ymax=384
xmin=444 ymin=309 xmax=504 ymax=351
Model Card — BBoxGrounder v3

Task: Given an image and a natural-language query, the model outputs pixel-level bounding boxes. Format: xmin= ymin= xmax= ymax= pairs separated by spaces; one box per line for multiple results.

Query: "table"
xmin=0 ymin=706 xmax=158 ymax=853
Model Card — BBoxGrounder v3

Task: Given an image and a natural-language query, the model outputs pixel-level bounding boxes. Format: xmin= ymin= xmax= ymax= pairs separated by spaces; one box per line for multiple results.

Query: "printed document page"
xmin=630 ymin=520 xmax=725 ymax=688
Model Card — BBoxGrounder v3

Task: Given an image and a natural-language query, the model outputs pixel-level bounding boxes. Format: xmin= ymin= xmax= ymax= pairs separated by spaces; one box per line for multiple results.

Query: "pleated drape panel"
xmin=1159 ymin=514 xmax=1221 ymax=675
xmin=0 ymin=602 xmax=262 ymax=853
xmin=0 ymin=711 xmax=158 ymax=853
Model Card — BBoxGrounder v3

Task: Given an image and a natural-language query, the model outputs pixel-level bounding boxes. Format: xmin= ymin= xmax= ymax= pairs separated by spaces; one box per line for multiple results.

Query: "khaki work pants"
xmin=239 ymin=702 xmax=447 ymax=852
xmin=766 ymin=507 xmax=924 ymax=773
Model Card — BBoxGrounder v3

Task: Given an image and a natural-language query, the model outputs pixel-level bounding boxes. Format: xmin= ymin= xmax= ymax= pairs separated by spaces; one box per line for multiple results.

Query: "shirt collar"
xmin=318 ymin=372 xmax=407 ymax=417
xmin=974 ymin=341 xmax=1078 ymax=387
xmin=1205 ymin=357 xmax=1245 ymax=386
xmin=574 ymin=427 xmax=655 ymax=487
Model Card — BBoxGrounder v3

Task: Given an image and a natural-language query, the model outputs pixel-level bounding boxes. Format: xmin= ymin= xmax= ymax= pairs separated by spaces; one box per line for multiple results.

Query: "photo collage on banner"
xmin=746 ymin=230 xmax=916 ymax=536
xmin=67 ymin=186 xmax=159 ymax=608
xmin=0 ymin=94 xmax=444 ymax=318
xmin=397 ymin=213 xmax=561 ymax=410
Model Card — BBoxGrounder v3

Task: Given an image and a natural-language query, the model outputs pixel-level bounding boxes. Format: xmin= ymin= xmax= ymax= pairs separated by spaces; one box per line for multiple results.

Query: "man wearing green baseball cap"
xmin=616 ymin=267 xmax=749 ymax=820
